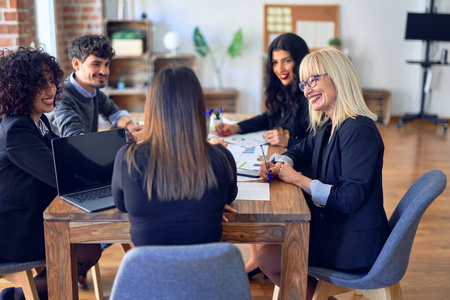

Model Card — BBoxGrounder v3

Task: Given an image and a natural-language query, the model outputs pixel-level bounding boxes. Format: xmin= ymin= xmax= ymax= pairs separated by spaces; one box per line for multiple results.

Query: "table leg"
xmin=280 ymin=221 xmax=310 ymax=300
xmin=44 ymin=220 xmax=78 ymax=300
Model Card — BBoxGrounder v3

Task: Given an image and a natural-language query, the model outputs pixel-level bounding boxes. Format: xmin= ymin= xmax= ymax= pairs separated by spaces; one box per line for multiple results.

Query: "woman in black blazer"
xmin=257 ymin=48 xmax=391 ymax=299
xmin=215 ymin=33 xmax=310 ymax=148
xmin=0 ymin=48 xmax=101 ymax=299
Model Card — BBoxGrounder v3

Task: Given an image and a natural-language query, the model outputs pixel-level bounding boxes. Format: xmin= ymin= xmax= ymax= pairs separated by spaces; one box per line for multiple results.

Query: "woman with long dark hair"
xmin=112 ymin=66 xmax=237 ymax=246
xmin=216 ymin=33 xmax=310 ymax=148
xmin=0 ymin=48 xmax=101 ymax=299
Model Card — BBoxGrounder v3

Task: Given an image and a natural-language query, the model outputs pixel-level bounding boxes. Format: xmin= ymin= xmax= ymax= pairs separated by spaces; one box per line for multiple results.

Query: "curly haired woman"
xmin=0 ymin=48 xmax=101 ymax=300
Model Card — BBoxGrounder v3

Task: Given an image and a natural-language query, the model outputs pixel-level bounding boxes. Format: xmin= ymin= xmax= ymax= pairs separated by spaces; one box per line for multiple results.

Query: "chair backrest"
xmin=366 ymin=169 xmax=447 ymax=287
xmin=109 ymin=242 xmax=251 ymax=300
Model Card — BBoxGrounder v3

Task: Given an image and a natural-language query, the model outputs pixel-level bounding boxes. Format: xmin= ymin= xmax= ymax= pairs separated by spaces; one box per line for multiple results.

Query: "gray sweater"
xmin=47 ymin=73 xmax=120 ymax=137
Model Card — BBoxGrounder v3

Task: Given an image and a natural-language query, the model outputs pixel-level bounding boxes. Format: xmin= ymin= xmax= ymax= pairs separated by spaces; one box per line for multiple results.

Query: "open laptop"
xmin=52 ymin=129 xmax=127 ymax=212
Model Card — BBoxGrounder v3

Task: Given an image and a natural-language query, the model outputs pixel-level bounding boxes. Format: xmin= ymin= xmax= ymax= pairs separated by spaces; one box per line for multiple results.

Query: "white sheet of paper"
xmin=223 ymin=131 xmax=266 ymax=147
xmin=236 ymin=182 xmax=270 ymax=201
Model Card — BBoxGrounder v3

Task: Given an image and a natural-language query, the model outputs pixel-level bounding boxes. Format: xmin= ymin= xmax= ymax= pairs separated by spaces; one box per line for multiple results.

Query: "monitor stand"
xmin=397 ymin=40 xmax=449 ymax=132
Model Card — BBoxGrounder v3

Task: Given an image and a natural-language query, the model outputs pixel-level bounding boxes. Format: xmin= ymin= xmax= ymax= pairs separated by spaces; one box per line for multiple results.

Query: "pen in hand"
xmin=260 ymin=144 xmax=272 ymax=182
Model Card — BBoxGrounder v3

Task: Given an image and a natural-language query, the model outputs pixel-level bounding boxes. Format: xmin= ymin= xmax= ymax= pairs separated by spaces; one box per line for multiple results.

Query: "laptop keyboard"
xmin=68 ymin=187 xmax=112 ymax=203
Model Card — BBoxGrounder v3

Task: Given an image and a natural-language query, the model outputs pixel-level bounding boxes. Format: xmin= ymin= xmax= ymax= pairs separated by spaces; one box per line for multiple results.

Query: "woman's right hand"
xmin=259 ymin=161 xmax=281 ymax=180
xmin=215 ymin=124 xmax=240 ymax=137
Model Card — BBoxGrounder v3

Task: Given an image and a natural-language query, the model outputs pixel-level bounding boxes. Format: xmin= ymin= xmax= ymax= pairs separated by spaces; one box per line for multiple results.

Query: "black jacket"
xmin=0 ymin=115 xmax=57 ymax=262
xmin=285 ymin=116 xmax=391 ymax=270
xmin=238 ymin=93 xmax=309 ymax=148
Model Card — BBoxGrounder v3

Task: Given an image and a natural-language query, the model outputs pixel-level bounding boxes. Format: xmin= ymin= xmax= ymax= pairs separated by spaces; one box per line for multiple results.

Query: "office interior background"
xmin=101 ymin=0 xmax=450 ymax=119
xmin=1 ymin=0 xmax=449 ymax=118
xmin=1 ymin=0 xmax=450 ymax=299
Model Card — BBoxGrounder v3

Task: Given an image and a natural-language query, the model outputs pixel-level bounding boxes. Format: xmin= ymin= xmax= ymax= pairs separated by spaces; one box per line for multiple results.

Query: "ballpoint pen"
xmin=260 ymin=144 xmax=272 ymax=182
xmin=219 ymin=107 xmax=223 ymax=130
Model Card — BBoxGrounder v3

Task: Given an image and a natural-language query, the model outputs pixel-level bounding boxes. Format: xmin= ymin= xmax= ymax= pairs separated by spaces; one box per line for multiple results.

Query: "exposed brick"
xmin=15 ymin=0 xmax=28 ymax=9
xmin=4 ymin=11 xmax=18 ymax=21
xmin=63 ymin=6 xmax=78 ymax=13
xmin=64 ymin=23 xmax=85 ymax=30
xmin=8 ymin=0 xmax=17 ymax=9
xmin=0 ymin=37 xmax=14 ymax=47
xmin=81 ymin=6 xmax=94 ymax=13
xmin=80 ymin=15 xmax=102 ymax=21
xmin=0 ymin=24 xmax=19 ymax=34
xmin=0 ymin=0 xmax=7 ymax=8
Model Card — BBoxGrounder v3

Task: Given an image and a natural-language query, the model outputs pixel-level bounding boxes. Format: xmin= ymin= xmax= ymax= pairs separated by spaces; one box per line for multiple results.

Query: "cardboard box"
xmin=113 ymin=39 xmax=143 ymax=57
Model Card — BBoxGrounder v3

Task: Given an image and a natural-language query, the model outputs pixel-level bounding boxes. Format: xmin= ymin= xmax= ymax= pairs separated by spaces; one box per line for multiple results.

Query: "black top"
xmin=112 ymin=143 xmax=238 ymax=246
xmin=238 ymin=93 xmax=309 ymax=148
xmin=284 ymin=116 xmax=390 ymax=270
xmin=0 ymin=115 xmax=58 ymax=262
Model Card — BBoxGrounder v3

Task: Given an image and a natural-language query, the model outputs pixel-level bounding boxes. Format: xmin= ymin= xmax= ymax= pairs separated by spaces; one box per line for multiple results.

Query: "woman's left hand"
xmin=278 ymin=163 xmax=302 ymax=186
xmin=222 ymin=204 xmax=237 ymax=222
xmin=263 ymin=129 xmax=288 ymax=147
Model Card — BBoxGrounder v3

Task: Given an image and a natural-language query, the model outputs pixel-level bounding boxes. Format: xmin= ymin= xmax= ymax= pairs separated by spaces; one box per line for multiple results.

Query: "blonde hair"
xmin=126 ymin=66 xmax=219 ymax=201
xmin=299 ymin=48 xmax=377 ymax=134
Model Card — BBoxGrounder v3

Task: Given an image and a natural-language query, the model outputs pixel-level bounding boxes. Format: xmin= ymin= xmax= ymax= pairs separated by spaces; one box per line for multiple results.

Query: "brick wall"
xmin=55 ymin=0 xmax=104 ymax=75
xmin=0 ymin=0 xmax=37 ymax=49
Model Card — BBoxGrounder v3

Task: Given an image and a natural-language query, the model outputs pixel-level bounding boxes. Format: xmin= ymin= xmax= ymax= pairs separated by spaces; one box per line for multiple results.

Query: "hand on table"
xmin=222 ymin=204 xmax=237 ymax=222
xmin=215 ymin=124 xmax=240 ymax=137
xmin=263 ymin=129 xmax=288 ymax=147
xmin=208 ymin=137 xmax=228 ymax=148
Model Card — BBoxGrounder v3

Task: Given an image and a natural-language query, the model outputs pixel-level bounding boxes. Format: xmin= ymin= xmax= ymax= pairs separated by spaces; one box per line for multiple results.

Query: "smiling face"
xmin=72 ymin=54 xmax=110 ymax=93
xmin=30 ymin=72 xmax=57 ymax=123
xmin=272 ymin=50 xmax=295 ymax=86
xmin=303 ymin=73 xmax=337 ymax=118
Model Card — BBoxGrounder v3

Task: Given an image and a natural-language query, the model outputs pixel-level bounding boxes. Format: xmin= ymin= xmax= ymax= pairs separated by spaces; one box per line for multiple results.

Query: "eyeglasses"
xmin=299 ymin=73 xmax=328 ymax=92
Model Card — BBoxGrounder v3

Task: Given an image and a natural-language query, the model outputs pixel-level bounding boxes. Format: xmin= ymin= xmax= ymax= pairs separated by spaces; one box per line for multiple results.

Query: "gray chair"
xmin=309 ymin=169 xmax=447 ymax=300
xmin=0 ymin=260 xmax=45 ymax=300
xmin=110 ymin=242 xmax=251 ymax=300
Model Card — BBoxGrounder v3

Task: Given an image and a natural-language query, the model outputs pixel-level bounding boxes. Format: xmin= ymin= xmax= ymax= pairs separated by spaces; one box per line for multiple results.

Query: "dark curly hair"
xmin=264 ymin=33 xmax=309 ymax=127
xmin=0 ymin=47 xmax=65 ymax=116
xmin=69 ymin=35 xmax=115 ymax=63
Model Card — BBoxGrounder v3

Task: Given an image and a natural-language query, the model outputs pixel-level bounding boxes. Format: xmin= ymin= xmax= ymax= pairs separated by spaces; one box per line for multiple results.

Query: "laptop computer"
xmin=51 ymin=129 xmax=127 ymax=212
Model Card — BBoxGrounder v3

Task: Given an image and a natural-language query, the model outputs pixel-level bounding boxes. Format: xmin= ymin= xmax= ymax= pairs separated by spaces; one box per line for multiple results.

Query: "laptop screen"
xmin=52 ymin=129 xmax=127 ymax=196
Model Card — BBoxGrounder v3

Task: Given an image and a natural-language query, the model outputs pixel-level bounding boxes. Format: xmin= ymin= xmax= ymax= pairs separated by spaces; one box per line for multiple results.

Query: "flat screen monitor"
xmin=405 ymin=12 xmax=450 ymax=41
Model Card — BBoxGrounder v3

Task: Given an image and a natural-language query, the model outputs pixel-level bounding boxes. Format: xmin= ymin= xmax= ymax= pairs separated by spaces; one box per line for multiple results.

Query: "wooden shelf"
xmin=104 ymin=19 xmax=152 ymax=111
xmin=203 ymin=88 xmax=239 ymax=113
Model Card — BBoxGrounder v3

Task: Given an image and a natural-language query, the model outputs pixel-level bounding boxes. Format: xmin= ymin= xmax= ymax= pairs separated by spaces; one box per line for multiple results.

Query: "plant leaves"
xmin=228 ymin=28 xmax=243 ymax=59
xmin=193 ymin=27 xmax=210 ymax=57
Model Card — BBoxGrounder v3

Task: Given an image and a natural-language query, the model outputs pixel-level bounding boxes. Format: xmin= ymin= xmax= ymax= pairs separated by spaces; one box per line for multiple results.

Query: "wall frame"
xmin=263 ymin=4 xmax=340 ymax=52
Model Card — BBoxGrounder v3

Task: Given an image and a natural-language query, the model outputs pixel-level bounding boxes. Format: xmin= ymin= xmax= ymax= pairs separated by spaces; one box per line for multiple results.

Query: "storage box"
xmin=112 ymin=39 xmax=143 ymax=57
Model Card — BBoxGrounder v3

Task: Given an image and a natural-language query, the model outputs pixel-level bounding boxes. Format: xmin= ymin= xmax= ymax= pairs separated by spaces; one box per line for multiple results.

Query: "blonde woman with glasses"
xmin=257 ymin=48 xmax=391 ymax=299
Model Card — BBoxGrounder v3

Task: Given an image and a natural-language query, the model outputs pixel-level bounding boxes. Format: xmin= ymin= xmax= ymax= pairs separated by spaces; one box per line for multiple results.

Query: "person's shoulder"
xmin=342 ymin=116 xmax=377 ymax=129
xmin=339 ymin=116 xmax=381 ymax=140
xmin=1 ymin=115 xmax=31 ymax=129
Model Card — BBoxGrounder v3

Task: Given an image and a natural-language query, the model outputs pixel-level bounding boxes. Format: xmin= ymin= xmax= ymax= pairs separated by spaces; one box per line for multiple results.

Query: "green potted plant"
xmin=328 ymin=38 xmax=341 ymax=49
xmin=193 ymin=27 xmax=243 ymax=89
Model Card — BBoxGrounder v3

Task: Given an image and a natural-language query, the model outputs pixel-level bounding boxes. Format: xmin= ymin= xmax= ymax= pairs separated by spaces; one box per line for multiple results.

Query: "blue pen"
xmin=208 ymin=108 xmax=214 ymax=117
xmin=260 ymin=145 xmax=272 ymax=182
xmin=219 ymin=107 xmax=223 ymax=129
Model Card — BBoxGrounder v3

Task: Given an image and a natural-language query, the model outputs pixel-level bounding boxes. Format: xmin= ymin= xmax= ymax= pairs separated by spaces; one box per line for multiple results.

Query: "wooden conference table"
xmin=43 ymin=114 xmax=311 ymax=300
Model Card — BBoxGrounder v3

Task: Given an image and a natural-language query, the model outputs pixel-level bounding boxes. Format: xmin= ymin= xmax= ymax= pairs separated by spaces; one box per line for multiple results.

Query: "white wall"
xmin=105 ymin=0 xmax=450 ymax=118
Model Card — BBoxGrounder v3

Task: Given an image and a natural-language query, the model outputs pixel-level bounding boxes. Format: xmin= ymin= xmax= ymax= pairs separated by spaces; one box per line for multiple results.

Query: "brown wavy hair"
xmin=126 ymin=65 xmax=233 ymax=201
xmin=0 ymin=47 xmax=64 ymax=116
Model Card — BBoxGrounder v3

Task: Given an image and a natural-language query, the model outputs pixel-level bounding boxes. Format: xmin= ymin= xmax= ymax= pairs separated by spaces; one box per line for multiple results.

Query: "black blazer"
xmin=0 ymin=115 xmax=58 ymax=262
xmin=284 ymin=116 xmax=390 ymax=270
xmin=237 ymin=93 xmax=310 ymax=148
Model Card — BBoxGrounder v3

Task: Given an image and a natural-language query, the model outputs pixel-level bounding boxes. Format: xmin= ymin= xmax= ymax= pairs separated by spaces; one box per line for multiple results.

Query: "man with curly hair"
xmin=47 ymin=34 xmax=143 ymax=141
